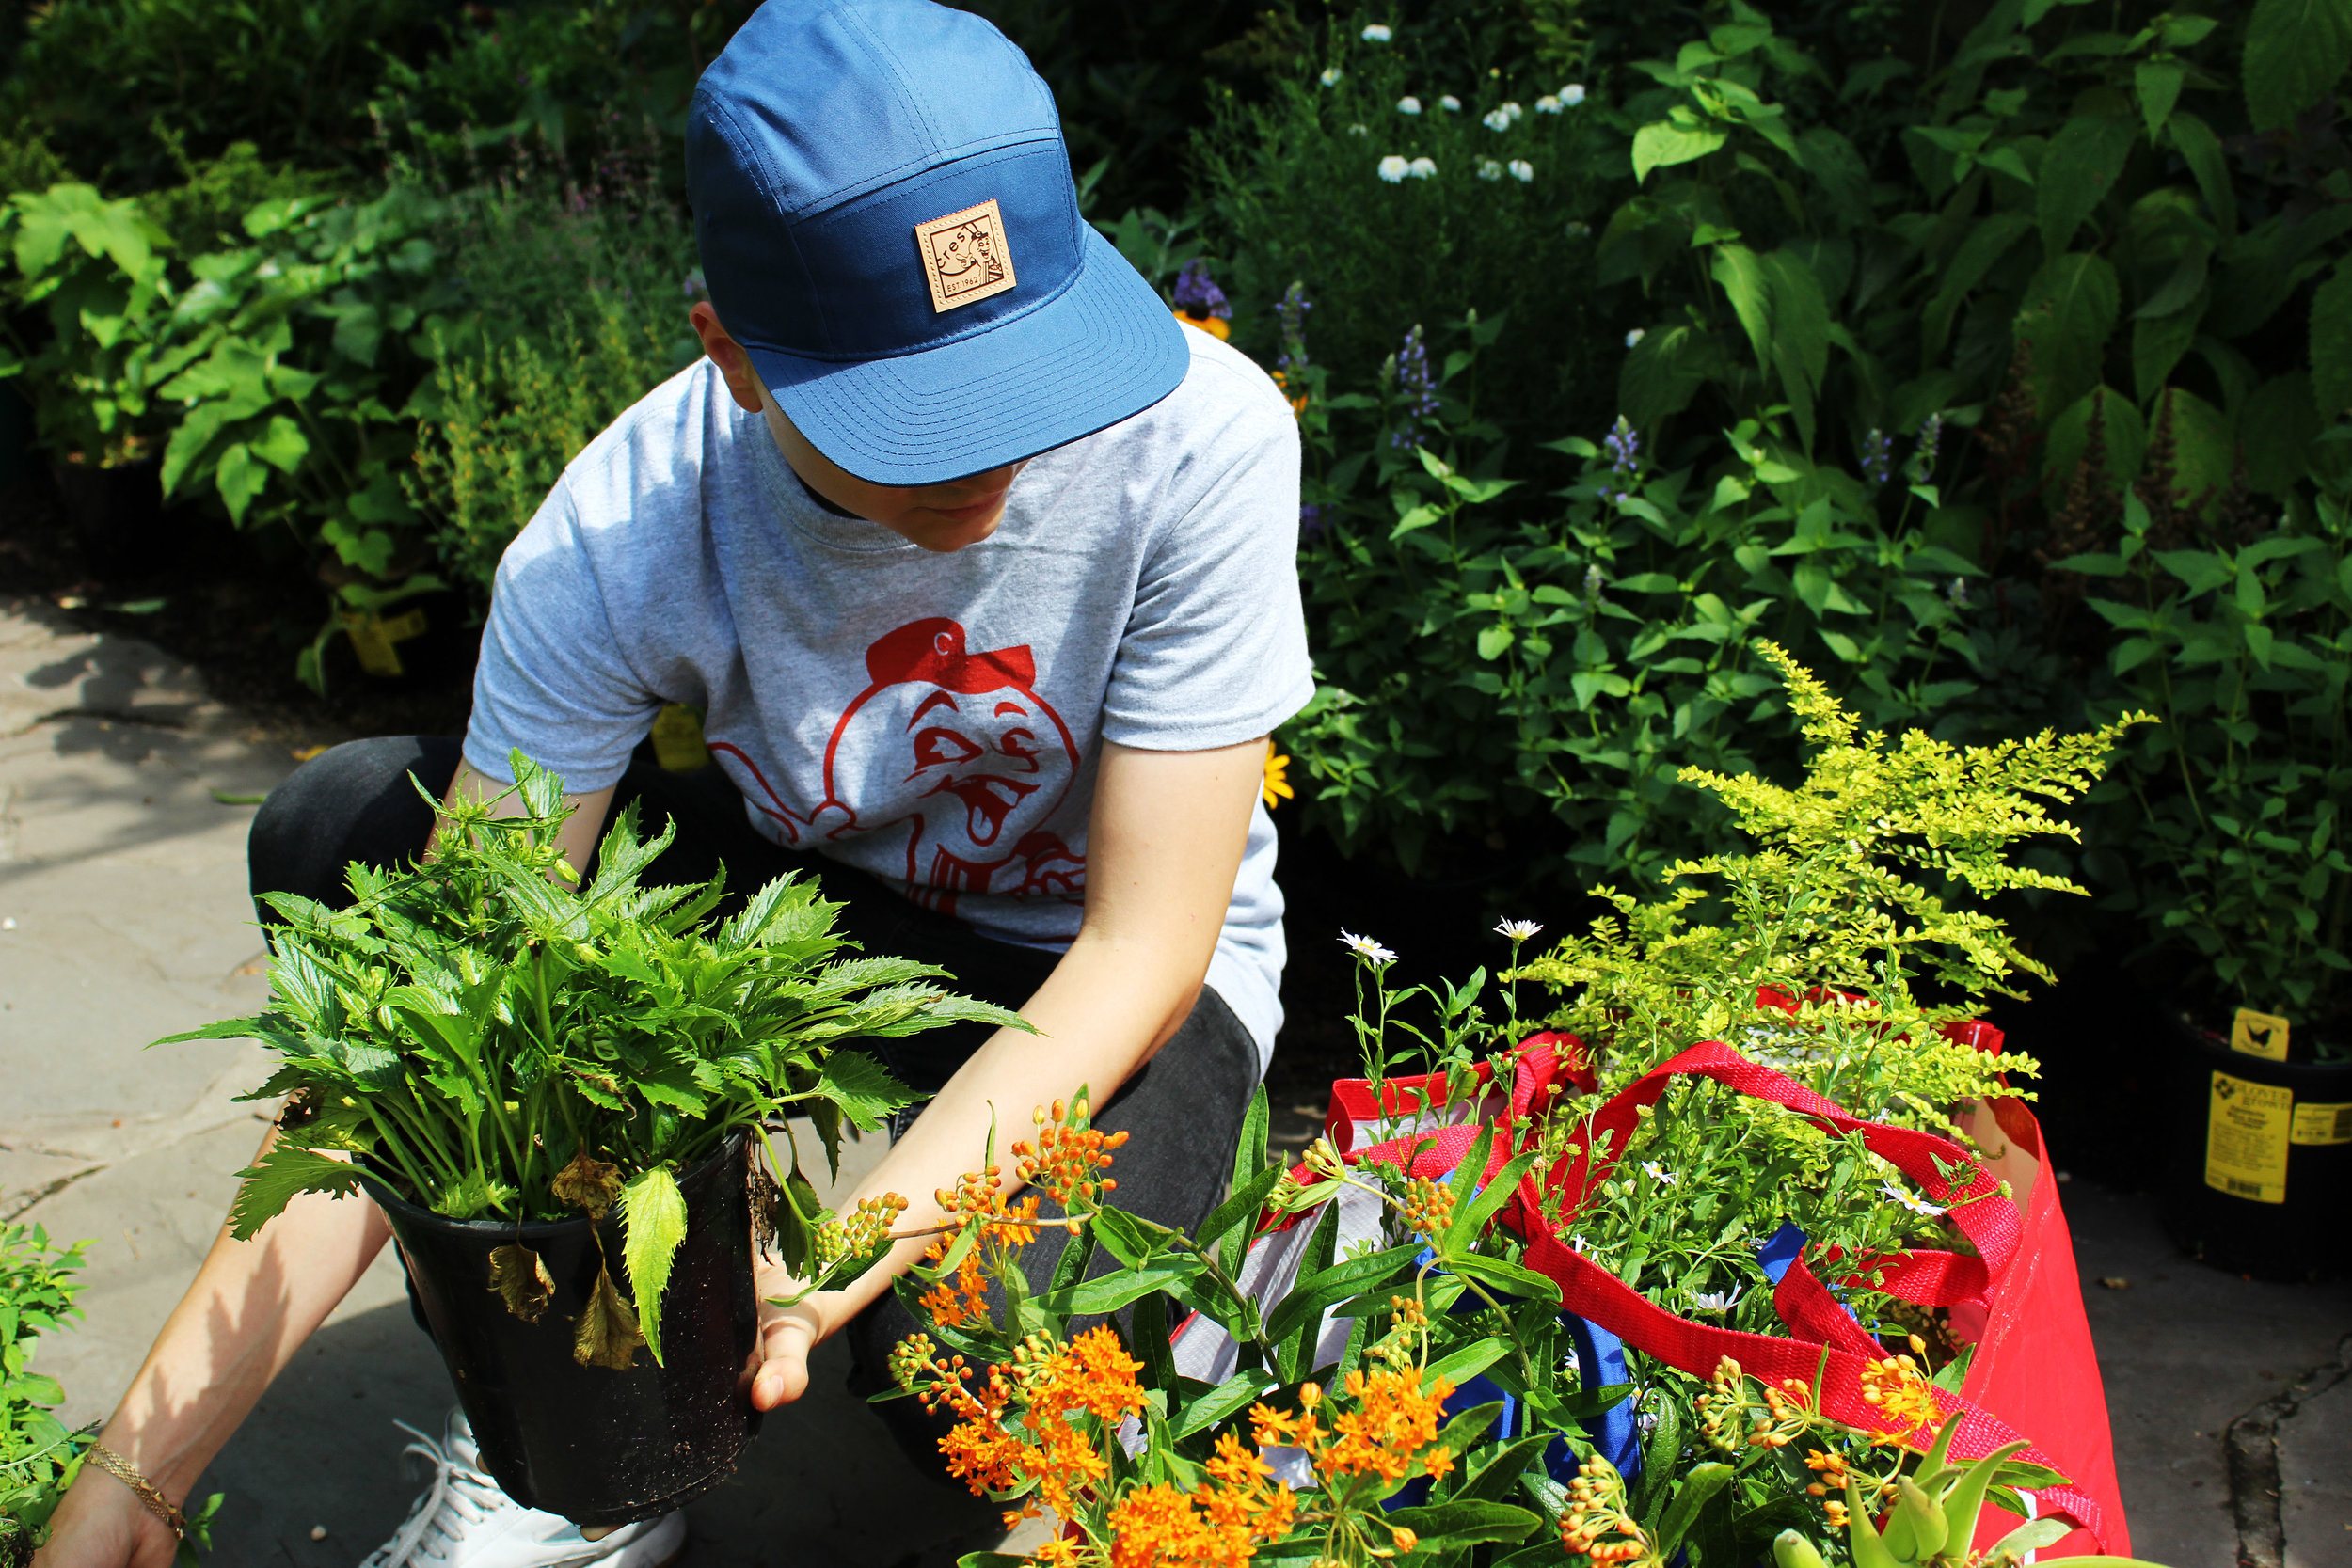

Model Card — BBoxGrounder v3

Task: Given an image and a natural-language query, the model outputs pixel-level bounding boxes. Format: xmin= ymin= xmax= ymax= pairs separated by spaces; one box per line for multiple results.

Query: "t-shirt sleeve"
xmin=1098 ymin=380 xmax=1315 ymax=752
xmin=462 ymin=483 xmax=662 ymax=792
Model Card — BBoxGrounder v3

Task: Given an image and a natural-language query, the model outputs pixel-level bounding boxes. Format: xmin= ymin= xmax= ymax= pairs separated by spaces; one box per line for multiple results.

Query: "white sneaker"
xmin=359 ymin=1409 xmax=688 ymax=1568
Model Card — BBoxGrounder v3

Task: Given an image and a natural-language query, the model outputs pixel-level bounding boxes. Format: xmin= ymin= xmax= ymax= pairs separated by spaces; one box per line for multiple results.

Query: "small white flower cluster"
xmin=1509 ymin=158 xmax=1534 ymax=182
xmin=1475 ymin=157 xmax=1533 ymax=182
xmin=1396 ymin=95 xmax=1421 ymax=115
xmin=1565 ymin=220 xmax=1592 ymax=237
xmin=1624 ymin=327 xmax=1646 ymax=348
xmin=1378 ymin=155 xmax=1437 ymax=182
xmin=1347 ymin=122 xmax=1369 ymax=136
xmin=1476 ymin=157 xmax=1502 ymax=182
xmin=1561 ymin=83 xmax=1587 ymax=105
xmin=1482 ymin=101 xmax=1523 ymax=132
xmin=1360 ymin=23 xmax=1392 ymax=41
xmin=1320 ymin=66 xmax=1343 ymax=87
xmin=1439 ymin=93 xmax=1462 ymax=111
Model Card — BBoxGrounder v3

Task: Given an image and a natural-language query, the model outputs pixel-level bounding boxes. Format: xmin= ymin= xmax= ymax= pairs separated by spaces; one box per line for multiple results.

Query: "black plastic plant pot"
xmin=2160 ymin=1014 xmax=2352 ymax=1282
xmin=360 ymin=1132 xmax=763 ymax=1525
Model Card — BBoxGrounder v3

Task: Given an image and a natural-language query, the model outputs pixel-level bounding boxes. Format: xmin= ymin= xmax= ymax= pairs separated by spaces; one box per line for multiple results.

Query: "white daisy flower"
xmin=1881 ymin=1181 xmax=1947 ymax=1218
xmin=1561 ymin=83 xmax=1587 ymax=105
xmin=1396 ymin=95 xmax=1421 ymax=115
xmin=1339 ymin=929 xmax=1399 ymax=963
xmin=1361 ymin=23 xmax=1392 ymax=40
xmin=1536 ymin=95 xmax=1562 ymax=114
xmin=1509 ymin=159 xmax=1534 ymax=182
xmin=1476 ymin=157 xmax=1503 ymax=181
xmin=1320 ymin=66 xmax=1344 ymax=87
xmin=1406 ymin=156 xmax=1437 ymax=179
xmin=1376 ymin=155 xmax=1409 ymax=182
xmin=1625 ymin=327 xmax=1646 ymax=348
xmin=1494 ymin=918 xmax=1544 ymax=942
xmin=1439 ymin=94 xmax=1462 ymax=111
xmin=1640 ymin=1161 xmax=1677 ymax=1186
xmin=1690 ymin=1288 xmax=1741 ymax=1313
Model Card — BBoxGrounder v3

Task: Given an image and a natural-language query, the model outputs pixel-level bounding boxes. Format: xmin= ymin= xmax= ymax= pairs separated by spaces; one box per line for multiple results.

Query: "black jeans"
xmin=247 ymin=737 xmax=1261 ymax=1486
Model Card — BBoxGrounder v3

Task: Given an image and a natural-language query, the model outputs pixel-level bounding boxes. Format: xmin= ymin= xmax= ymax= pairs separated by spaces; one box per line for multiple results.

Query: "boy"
xmin=36 ymin=2 xmax=1309 ymax=1565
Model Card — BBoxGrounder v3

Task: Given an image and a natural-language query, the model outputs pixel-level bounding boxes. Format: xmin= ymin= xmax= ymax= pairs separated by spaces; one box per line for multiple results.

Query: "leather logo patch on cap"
xmin=914 ymin=199 xmax=1017 ymax=312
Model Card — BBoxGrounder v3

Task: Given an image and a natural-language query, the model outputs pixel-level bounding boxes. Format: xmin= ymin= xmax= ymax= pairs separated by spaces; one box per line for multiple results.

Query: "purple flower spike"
xmin=1172 ymin=260 xmax=1232 ymax=320
xmin=1387 ymin=324 xmax=1439 ymax=449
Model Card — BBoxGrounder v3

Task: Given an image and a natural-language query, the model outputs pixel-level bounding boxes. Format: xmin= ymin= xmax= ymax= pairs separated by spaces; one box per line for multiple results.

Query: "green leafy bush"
xmin=408 ymin=160 xmax=702 ymax=599
xmin=1199 ymin=16 xmax=1619 ymax=442
xmin=0 ymin=1223 xmax=87 ymax=1568
xmin=1280 ymin=313 xmax=2013 ymax=885
xmin=0 ymin=0 xmax=440 ymax=190
xmin=1254 ymin=0 xmax=2352 ymax=1035
xmin=2069 ymin=481 xmax=2352 ymax=1039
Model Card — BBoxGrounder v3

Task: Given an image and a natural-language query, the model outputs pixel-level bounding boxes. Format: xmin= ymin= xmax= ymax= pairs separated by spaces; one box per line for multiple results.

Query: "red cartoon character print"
xmin=712 ymin=618 xmax=1085 ymax=916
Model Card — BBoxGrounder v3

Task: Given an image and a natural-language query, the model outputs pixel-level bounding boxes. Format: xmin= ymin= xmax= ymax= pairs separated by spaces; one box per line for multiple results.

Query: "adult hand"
xmin=32 ymin=1471 xmax=180 ymax=1568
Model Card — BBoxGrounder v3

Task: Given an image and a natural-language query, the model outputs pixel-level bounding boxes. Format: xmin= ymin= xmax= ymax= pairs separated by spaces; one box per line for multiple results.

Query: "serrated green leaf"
xmin=815 ymin=1049 xmax=920 ymax=1131
xmin=621 ymin=1164 xmax=688 ymax=1366
xmin=227 ymin=1145 xmax=363 ymax=1241
xmin=2246 ymin=0 xmax=2352 ymax=131
xmin=2037 ymin=113 xmax=2136 ymax=256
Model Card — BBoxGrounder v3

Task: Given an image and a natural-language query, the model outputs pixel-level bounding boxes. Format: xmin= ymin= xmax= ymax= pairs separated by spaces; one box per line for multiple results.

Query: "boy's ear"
xmin=689 ymin=301 xmax=768 ymax=415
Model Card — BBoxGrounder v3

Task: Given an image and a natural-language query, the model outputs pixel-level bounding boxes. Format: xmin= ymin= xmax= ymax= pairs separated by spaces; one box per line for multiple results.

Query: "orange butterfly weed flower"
xmin=1012 ymin=1098 xmax=1129 ymax=1210
xmin=1105 ymin=1433 xmax=1295 ymax=1568
xmin=1857 ymin=1354 xmax=1942 ymax=1443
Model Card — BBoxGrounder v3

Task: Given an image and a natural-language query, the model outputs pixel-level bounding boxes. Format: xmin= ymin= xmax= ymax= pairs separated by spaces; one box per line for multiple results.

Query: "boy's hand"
xmin=33 ymin=1468 xmax=181 ymax=1568
xmin=750 ymin=1258 xmax=824 ymax=1410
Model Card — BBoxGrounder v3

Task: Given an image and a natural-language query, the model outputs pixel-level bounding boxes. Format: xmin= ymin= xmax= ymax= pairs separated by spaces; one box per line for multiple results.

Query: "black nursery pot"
xmin=361 ymin=1132 xmax=763 ymax=1525
xmin=2160 ymin=1015 xmax=2352 ymax=1282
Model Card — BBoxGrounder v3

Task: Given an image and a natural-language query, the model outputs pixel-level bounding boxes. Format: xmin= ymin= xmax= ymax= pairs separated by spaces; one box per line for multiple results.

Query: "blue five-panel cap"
xmin=687 ymin=0 xmax=1192 ymax=487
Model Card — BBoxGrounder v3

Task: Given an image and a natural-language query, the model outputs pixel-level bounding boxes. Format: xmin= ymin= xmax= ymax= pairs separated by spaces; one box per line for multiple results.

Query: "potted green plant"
xmin=165 ymin=753 xmax=1020 ymax=1526
xmin=2079 ymin=488 xmax=2352 ymax=1279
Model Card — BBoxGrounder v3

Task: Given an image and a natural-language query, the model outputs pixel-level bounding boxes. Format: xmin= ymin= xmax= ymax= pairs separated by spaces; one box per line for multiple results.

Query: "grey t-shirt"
xmin=465 ymin=327 xmax=1315 ymax=1063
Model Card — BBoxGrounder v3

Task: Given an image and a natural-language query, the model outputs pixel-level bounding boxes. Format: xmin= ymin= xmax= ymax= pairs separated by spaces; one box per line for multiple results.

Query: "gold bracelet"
xmin=83 ymin=1444 xmax=187 ymax=1539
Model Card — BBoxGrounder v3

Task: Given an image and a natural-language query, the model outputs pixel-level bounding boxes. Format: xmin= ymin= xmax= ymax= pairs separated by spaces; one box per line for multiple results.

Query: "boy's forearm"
xmin=86 ymin=1128 xmax=392 ymax=1498
xmin=788 ymin=927 xmax=1200 ymax=1338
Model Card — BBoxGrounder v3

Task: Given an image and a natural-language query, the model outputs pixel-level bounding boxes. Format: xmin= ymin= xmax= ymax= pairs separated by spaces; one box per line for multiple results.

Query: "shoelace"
xmin=360 ymin=1420 xmax=512 ymax=1568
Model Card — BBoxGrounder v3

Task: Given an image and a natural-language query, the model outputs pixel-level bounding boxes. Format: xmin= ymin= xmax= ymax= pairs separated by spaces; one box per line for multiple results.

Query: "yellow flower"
xmin=1173 ymin=309 xmax=1232 ymax=340
xmin=1262 ymin=742 xmax=1294 ymax=809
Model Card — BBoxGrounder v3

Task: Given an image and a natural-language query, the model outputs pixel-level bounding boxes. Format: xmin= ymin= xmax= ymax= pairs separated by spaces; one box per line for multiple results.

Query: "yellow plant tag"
xmin=2289 ymin=1101 xmax=2352 ymax=1147
xmin=650 ymin=704 xmax=710 ymax=772
xmin=340 ymin=607 xmax=428 ymax=678
xmin=2230 ymin=1007 xmax=2291 ymax=1061
xmin=2205 ymin=1070 xmax=2292 ymax=1204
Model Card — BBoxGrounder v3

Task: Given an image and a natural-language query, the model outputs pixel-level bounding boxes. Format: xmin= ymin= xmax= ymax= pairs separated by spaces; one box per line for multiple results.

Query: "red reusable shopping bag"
xmin=1238 ymin=1025 xmax=2130 ymax=1558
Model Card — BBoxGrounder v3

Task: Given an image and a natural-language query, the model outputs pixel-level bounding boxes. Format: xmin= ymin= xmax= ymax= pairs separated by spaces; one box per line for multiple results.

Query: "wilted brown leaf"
xmin=487 ymin=1243 xmax=556 ymax=1323
xmin=552 ymin=1151 xmax=624 ymax=1219
xmin=572 ymin=1261 xmax=644 ymax=1370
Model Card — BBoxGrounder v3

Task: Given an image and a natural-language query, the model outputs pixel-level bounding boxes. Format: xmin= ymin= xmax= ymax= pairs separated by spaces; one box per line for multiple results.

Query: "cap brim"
xmin=748 ymin=227 xmax=1192 ymax=487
